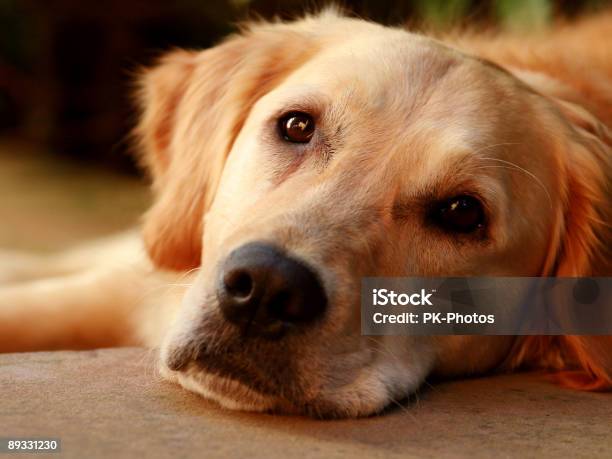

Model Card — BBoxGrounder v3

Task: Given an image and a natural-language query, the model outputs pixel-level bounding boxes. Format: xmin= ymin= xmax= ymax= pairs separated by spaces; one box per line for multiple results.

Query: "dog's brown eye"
xmin=433 ymin=195 xmax=485 ymax=234
xmin=278 ymin=112 xmax=315 ymax=143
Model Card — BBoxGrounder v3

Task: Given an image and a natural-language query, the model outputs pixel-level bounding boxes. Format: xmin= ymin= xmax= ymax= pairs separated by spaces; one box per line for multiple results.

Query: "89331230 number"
xmin=1 ymin=438 xmax=61 ymax=453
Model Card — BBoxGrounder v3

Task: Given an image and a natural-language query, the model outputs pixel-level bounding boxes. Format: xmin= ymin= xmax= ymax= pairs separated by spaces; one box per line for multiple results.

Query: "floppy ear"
xmin=549 ymin=99 xmax=611 ymax=276
xmin=508 ymin=93 xmax=612 ymax=391
xmin=553 ymin=104 xmax=612 ymax=390
xmin=556 ymin=106 xmax=612 ymax=390
xmin=134 ymin=20 xmax=322 ymax=270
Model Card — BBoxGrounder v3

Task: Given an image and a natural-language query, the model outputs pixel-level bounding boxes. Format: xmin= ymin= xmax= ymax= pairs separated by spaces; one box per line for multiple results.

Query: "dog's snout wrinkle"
xmin=217 ymin=242 xmax=327 ymax=338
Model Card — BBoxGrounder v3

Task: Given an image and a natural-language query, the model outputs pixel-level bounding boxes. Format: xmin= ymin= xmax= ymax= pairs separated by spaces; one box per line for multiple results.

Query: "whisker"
xmin=386 ymin=396 xmax=417 ymax=421
xmin=474 ymin=159 xmax=553 ymax=209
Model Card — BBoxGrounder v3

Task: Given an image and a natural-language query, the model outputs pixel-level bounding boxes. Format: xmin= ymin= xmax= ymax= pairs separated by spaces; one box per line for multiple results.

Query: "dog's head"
xmin=135 ymin=13 xmax=611 ymax=417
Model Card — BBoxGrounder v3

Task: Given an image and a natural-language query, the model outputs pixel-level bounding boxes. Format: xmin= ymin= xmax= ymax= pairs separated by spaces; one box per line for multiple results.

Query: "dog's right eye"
xmin=278 ymin=112 xmax=315 ymax=143
xmin=430 ymin=195 xmax=486 ymax=234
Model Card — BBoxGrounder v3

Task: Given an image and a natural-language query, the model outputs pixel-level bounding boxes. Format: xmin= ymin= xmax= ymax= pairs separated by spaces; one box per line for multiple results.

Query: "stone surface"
xmin=1 ymin=348 xmax=610 ymax=458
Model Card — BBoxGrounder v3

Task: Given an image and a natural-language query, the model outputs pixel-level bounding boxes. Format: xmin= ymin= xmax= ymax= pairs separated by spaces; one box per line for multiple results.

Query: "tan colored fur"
xmin=1 ymin=11 xmax=610 ymax=416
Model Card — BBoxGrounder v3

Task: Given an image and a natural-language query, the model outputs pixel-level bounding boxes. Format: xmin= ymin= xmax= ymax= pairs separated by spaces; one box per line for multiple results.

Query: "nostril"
xmin=224 ymin=269 xmax=254 ymax=299
xmin=267 ymin=290 xmax=292 ymax=320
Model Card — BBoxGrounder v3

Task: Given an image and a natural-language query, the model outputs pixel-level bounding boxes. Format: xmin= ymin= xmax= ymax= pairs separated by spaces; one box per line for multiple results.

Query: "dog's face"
xmin=136 ymin=15 xmax=610 ymax=417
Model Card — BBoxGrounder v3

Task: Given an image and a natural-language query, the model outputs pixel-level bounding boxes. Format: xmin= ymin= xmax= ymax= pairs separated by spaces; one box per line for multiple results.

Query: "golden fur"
xmin=1 ymin=11 xmax=610 ymax=417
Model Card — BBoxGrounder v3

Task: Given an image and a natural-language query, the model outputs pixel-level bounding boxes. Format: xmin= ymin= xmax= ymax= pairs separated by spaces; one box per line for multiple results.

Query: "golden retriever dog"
xmin=0 ymin=10 xmax=610 ymax=418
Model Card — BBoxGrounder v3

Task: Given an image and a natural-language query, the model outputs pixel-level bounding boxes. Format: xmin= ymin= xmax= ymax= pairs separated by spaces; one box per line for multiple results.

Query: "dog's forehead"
xmin=279 ymin=29 xmax=513 ymax=137
xmin=294 ymin=31 xmax=475 ymax=98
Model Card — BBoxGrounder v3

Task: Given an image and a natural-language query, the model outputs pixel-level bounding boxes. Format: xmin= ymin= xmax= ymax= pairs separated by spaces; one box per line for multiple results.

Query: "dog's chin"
xmin=160 ymin=364 xmax=280 ymax=413
xmin=159 ymin=362 xmax=416 ymax=419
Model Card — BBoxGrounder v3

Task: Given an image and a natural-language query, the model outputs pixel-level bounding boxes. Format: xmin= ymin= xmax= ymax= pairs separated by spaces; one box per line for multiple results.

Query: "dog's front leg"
xmin=0 ymin=264 xmax=162 ymax=352
xmin=0 ymin=231 xmax=143 ymax=285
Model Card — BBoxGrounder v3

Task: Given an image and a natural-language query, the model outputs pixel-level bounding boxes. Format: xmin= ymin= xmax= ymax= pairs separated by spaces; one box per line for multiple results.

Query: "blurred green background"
xmin=0 ymin=0 xmax=609 ymax=251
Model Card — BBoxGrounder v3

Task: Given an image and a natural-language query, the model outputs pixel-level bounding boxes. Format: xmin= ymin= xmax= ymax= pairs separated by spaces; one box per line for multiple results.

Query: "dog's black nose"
xmin=217 ymin=243 xmax=327 ymax=337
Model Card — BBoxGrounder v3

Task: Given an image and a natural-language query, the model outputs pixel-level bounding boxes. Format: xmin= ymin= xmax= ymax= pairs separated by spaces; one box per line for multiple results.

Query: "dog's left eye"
xmin=431 ymin=195 xmax=485 ymax=234
xmin=278 ymin=112 xmax=315 ymax=143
